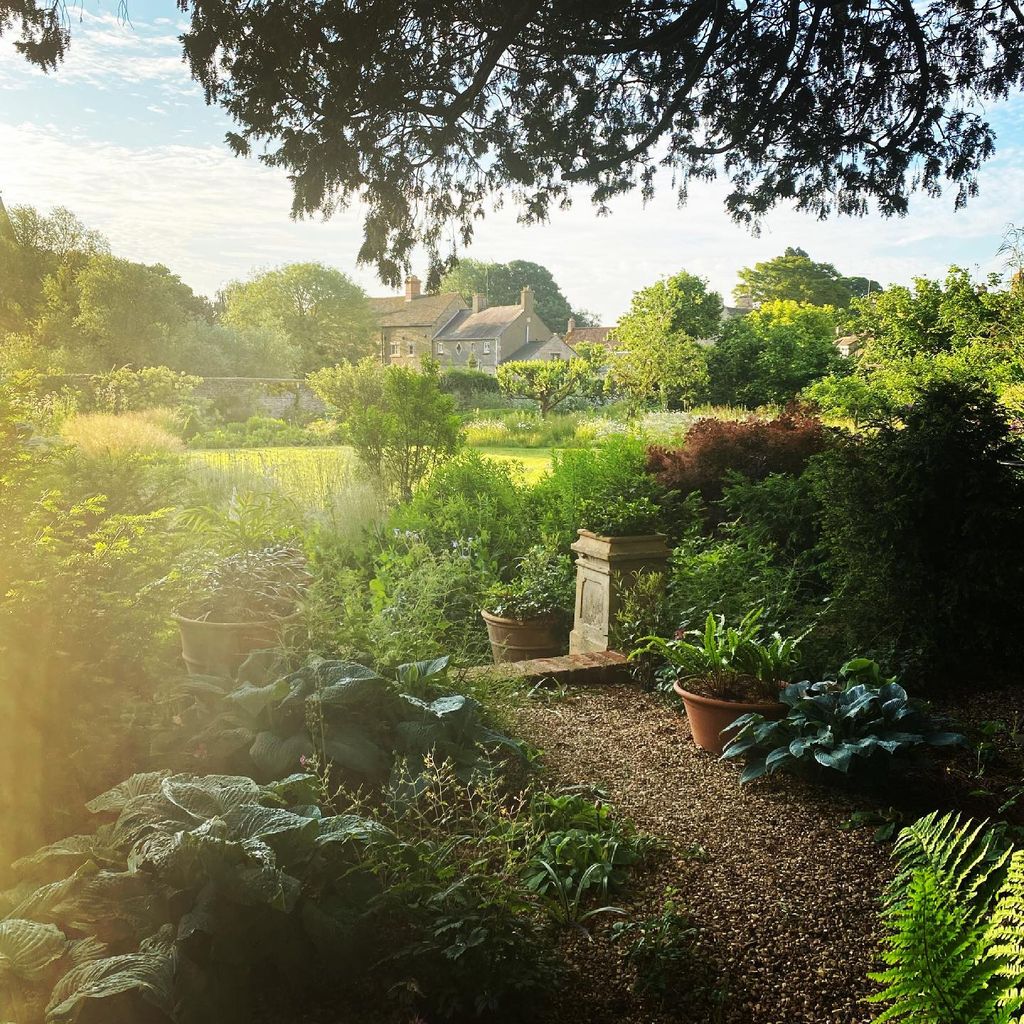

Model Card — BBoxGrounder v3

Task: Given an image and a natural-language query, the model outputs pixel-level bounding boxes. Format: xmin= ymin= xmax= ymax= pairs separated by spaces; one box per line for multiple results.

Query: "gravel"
xmin=513 ymin=684 xmax=893 ymax=1024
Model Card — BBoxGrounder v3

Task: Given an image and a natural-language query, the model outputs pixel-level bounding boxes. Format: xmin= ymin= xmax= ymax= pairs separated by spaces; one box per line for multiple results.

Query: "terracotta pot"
xmin=480 ymin=610 xmax=564 ymax=664
xmin=673 ymin=680 xmax=786 ymax=755
xmin=174 ymin=611 xmax=297 ymax=678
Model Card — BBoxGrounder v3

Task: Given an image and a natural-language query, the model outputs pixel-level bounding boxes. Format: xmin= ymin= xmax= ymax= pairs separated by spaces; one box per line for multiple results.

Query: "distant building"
xmin=370 ymin=277 xmax=574 ymax=373
xmin=564 ymin=319 xmax=620 ymax=351
xmin=835 ymin=334 xmax=864 ymax=358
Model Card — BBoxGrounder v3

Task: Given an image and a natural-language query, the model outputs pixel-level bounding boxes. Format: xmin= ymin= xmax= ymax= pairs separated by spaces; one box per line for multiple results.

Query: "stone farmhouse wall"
xmin=192 ymin=378 xmax=325 ymax=419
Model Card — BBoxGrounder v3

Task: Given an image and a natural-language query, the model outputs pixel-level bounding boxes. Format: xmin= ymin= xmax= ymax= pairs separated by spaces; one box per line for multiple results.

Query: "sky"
xmin=2 ymin=0 xmax=1024 ymax=324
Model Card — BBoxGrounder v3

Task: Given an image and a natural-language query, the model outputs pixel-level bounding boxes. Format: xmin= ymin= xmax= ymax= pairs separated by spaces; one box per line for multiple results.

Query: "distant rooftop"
xmin=435 ymin=305 xmax=523 ymax=341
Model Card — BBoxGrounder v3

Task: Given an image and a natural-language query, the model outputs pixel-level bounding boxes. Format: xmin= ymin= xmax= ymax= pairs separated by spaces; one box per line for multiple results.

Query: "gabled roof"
xmin=565 ymin=325 xmax=616 ymax=348
xmin=368 ymin=292 xmax=463 ymax=328
xmin=435 ymin=305 xmax=523 ymax=341
xmin=499 ymin=340 xmax=552 ymax=363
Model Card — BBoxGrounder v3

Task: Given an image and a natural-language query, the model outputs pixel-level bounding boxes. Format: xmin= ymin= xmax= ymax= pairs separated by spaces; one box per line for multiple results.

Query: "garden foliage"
xmin=868 ymin=812 xmax=1024 ymax=1023
xmin=722 ymin=660 xmax=964 ymax=783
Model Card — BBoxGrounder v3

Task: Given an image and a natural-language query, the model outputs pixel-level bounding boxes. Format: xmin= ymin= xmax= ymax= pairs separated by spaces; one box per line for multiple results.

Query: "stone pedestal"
xmin=568 ymin=530 xmax=671 ymax=654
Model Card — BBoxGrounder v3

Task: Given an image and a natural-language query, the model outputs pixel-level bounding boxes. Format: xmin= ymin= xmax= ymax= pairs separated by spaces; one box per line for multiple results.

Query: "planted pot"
xmin=174 ymin=611 xmax=298 ymax=678
xmin=673 ymin=680 xmax=786 ymax=755
xmin=480 ymin=610 xmax=564 ymax=664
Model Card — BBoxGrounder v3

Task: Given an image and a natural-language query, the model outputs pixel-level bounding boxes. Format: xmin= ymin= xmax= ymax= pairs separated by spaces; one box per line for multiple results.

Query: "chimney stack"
xmin=405 ymin=275 xmax=421 ymax=302
xmin=520 ymin=286 xmax=534 ymax=316
xmin=567 ymin=317 xmax=576 ymax=334
xmin=472 ymin=292 xmax=488 ymax=314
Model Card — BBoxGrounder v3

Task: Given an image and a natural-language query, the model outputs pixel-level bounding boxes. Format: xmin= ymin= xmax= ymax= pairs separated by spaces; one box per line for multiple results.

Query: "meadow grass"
xmin=62 ymin=408 xmax=185 ymax=455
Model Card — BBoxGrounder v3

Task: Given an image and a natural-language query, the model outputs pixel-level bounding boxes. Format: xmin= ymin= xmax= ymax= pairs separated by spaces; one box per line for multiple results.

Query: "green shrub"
xmin=367 ymin=535 xmax=496 ymax=667
xmin=814 ymin=377 xmax=1024 ymax=683
xmin=579 ymin=495 xmax=663 ymax=537
xmin=386 ymin=449 xmax=532 ymax=576
xmin=484 ymin=544 xmax=576 ymax=621
xmin=529 ymin=435 xmax=664 ymax=549
xmin=188 ymin=415 xmax=338 ymax=449
xmin=722 ymin=660 xmax=964 ymax=783
xmin=76 ymin=365 xmax=200 ymax=413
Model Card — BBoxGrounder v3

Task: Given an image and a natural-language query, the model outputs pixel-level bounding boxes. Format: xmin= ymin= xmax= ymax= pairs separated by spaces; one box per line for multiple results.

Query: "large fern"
xmin=869 ymin=812 xmax=1024 ymax=1023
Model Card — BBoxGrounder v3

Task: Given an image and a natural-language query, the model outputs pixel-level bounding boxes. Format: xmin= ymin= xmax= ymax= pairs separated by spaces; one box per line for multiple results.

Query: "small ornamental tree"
xmin=495 ymin=358 xmax=594 ymax=416
xmin=309 ymin=358 xmax=463 ymax=500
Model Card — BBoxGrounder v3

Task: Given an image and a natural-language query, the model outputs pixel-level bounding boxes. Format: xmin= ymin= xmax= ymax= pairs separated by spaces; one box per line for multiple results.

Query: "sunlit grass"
xmin=62 ymin=408 xmax=184 ymax=456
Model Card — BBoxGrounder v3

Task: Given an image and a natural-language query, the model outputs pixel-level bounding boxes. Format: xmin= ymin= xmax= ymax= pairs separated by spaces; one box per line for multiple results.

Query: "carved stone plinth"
xmin=568 ymin=530 xmax=671 ymax=654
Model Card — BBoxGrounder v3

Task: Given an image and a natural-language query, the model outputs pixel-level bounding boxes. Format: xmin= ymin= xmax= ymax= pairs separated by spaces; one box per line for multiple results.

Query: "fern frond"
xmin=890 ymin=812 xmax=1012 ymax=926
xmin=869 ymin=868 xmax=1012 ymax=1023
xmin=986 ymin=849 xmax=1024 ymax=1017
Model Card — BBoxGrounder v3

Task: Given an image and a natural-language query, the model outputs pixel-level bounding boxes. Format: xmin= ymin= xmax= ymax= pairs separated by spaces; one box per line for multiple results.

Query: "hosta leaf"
xmin=321 ymin=730 xmax=391 ymax=779
xmin=315 ymin=674 xmax=393 ymax=713
xmin=739 ymin=758 xmax=768 ymax=783
xmin=765 ymin=747 xmax=793 ymax=772
xmin=12 ymin=832 xmax=123 ymax=882
xmin=0 ymin=919 xmax=68 ymax=982
xmin=315 ymin=814 xmax=392 ymax=848
xmin=86 ymin=773 xmax=171 ymax=815
xmin=45 ymin=948 xmax=175 ymax=1023
xmin=249 ymin=731 xmax=313 ymax=779
xmin=219 ymin=805 xmax=319 ymax=862
xmin=263 ymin=773 xmax=320 ymax=808
xmin=221 ymin=865 xmax=302 ymax=913
xmin=160 ymin=774 xmax=262 ymax=820
xmin=224 ymin=678 xmax=291 ymax=718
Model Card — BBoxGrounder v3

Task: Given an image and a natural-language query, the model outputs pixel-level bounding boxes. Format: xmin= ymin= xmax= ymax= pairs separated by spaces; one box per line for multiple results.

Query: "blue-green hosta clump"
xmin=154 ymin=652 xmax=523 ymax=787
xmin=0 ymin=768 xmax=555 ymax=1024
xmin=722 ymin=659 xmax=965 ymax=783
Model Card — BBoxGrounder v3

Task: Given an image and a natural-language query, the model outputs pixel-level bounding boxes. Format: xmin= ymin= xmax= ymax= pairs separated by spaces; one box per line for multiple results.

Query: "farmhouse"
xmin=370 ymin=277 xmax=575 ymax=374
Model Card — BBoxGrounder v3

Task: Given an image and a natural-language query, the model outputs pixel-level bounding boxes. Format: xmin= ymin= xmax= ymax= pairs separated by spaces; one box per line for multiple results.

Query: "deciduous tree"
xmin=309 ymin=358 xmax=463 ymax=499
xmin=496 ymin=358 xmax=594 ymax=416
xmin=221 ymin=263 xmax=375 ymax=375
xmin=733 ymin=248 xmax=879 ymax=308
xmin=439 ymin=259 xmax=592 ymax=332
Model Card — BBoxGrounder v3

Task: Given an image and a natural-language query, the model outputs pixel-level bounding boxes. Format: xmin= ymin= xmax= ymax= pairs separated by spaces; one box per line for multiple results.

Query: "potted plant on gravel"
xmin=569 ymin=497 xmax=672 ymax=654
xmin=631 ymin=610 xmax=802 ymax=754
xmin=481 ymin=545 xmax=576 ymax=663
xmin=174 ymin=545 xmax=310 ymax=677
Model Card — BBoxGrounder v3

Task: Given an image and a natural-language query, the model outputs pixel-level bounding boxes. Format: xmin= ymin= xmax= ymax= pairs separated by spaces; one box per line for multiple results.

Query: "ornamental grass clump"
xmin=184 ymin=545 xmax=310 ymax=623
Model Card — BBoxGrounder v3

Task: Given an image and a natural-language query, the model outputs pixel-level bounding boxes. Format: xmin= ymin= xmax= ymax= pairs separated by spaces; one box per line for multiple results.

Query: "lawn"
xmin=189 ymin=444 xmax=555 ymax=498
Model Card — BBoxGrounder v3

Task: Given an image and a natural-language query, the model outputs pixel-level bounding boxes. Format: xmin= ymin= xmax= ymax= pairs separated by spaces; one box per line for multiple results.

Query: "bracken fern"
xmin=868 ymin=812 xmax=1024 ymax=1024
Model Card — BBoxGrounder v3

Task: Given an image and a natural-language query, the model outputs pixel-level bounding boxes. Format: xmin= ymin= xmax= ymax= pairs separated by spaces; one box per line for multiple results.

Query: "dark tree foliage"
xmin=646 ymin=409 xmax=830 ymax=506
xmin=4 ymin=1 xmax=1023 ymax=284
xmin=814 ymin=378 xmax=1024 ymax=685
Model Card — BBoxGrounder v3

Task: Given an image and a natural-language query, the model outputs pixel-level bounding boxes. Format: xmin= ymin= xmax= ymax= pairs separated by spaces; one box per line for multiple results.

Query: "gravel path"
xmin=513 ymin=684 xmax=893 ymax=1024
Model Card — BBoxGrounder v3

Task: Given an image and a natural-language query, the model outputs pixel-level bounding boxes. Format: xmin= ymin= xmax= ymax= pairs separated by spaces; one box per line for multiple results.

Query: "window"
xmin=470 ymin=342 xmax=477 ymax=353
xmin=389 ymin=342 xmax=399 ymax=356
xmin=407 ymin=342 xmax=415 ymax=356
xmin=483 ymin=343 xmax=491 ymax=355
xmin=550 ymin=353 xmax=563 ymax=360
xmin=455 ymin=343 xmax=463 ymax=355
xmin=436 ymin=342 xmax=444 ymax=355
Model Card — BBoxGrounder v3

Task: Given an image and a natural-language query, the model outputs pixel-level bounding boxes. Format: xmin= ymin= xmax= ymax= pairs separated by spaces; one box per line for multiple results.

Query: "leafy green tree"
xmin=65 ymin=255 xmax=209 ymax=370
xmin=805 ymin=268 xmax=1024 ymax=421
xmin=615 ymin=271 xmax=724 ymax=344
xmin=707 ymin=300 xmax=842 ymax=406
xmin=607 ymin=335 xmax=709 ymax=412
xmin=733 ymin=248 xmax=879 ymax=308
xmin=0 ymin=203 xmax=109 ymax=333
xmin=221 ymin=263 xmax=375 ymax=375
xmin=438 ymin=259 xmax=591 ymax=332
xmin=496 ymin=358 xmax=594 ymax=416
xmin=309 ymin=358 xmax=463 ymax=499
xmin=15 ymin=3 xmax=1021 ymax=281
